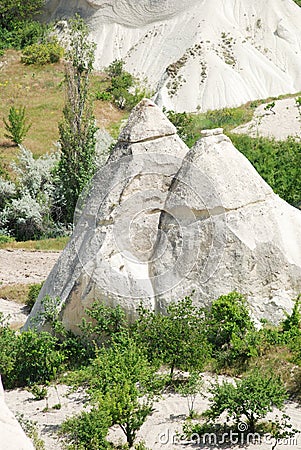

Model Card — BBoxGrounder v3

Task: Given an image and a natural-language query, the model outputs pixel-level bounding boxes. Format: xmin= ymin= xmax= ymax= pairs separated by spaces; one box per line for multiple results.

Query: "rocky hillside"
xmin=43 ymin=0 xmax=301 ymax=112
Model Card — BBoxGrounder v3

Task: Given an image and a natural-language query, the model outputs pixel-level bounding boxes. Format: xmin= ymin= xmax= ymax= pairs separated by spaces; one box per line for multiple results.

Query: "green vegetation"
xmin=3 ymin=105 xmax=31 ymax=144
xmin=1 ymin=291 xmax=301 ymax=447
xmin=55 ymin=16 xmax=98 ymax=223
xmin=0 ymin=236 xmax=69 ymax=251
xmin=206 ymin=369 xmax=286 ymax=433
xmin=134 ymin=297 xmax=210 ymax=381
xmin=96 ymin=59 xmax=150 ymax=110
xmin=0 ymin=0 xmax=46 ymax=55
xmin=21 ymin=39 xmax=64 ymax=65
xmin=25 ymin=282 xmax=44 ymax=311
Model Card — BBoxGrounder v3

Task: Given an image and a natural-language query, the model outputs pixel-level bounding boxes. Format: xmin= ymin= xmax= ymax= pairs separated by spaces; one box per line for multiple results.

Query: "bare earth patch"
xmin=0 ymin=249 xmax=60 ymax=286
xmin=233 ymin=97 xmax=301 ymax=140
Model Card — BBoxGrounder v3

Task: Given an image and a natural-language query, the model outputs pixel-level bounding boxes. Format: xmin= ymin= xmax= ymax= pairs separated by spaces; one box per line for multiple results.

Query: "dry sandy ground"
xmin=0 ymin=249 xmax=60 ymax=286
xmin=233 ymin=97 xmax=301 ymax=140
xmin=3 ymin=379 xmax=301 ymax=450
xmin=0 ymin=249 xmax=60 ymax=327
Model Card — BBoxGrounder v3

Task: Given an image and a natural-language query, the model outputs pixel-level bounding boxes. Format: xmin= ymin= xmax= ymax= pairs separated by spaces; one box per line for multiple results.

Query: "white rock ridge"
xmin=24 ymin=100 xmax=301 ymax=330
xmin=0 ymin=376 xmax=34 ymax=450
xmin=43 ymin=0 xmax=301 ymax=112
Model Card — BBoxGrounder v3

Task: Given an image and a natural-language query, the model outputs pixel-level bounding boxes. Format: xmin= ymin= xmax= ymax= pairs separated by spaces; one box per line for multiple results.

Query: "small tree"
xmin=87 ymin=335 xmax=155 ymax=448
xmin=205 ymin=292 xmax=255 ymax=353
xmin=3 ymin=106 xmax=31 ymax=144
xmin=206 ymin=369 xmax=287 ymax=433
xmin=55 ymin=15 xmax=97 ymax=223
xmin=135 ymin=297 xmax=210 ymax=381
xmin=175 ymin=371 xmax=203 ymax=418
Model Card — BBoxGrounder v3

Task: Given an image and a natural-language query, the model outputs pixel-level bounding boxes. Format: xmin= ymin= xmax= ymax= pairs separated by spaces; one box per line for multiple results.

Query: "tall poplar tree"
xmin=56 ymin=15 xmax=97 ymax=223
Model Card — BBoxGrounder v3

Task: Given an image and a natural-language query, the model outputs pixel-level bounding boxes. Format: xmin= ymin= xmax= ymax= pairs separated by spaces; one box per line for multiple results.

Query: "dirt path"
xmin=0 ymin=249 xmax=60 ymax=286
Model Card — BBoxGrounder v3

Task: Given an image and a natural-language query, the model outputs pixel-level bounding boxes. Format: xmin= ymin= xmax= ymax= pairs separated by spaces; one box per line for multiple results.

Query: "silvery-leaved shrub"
xmin=11 ymin=145 xmax=58 ymax=199
xmin=0 ymin=146 xmax=66 ymax=240
xmin=0 ymin=178 xmax=16 ymax=209
xmin=3 ymin=193 xmax=45 ymax=241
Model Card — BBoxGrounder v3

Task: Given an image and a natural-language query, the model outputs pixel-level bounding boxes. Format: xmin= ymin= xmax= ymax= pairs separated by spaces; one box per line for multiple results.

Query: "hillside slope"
xmin=44 ymin=0 xmax=301 ymax=112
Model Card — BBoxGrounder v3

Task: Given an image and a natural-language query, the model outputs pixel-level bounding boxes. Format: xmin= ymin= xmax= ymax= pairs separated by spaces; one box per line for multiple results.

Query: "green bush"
xmin=21 ymin=39 xmax=64 ymax=65
xmin=0 ymin=322 xmax=66 ymax=388
xmin=164 ymin=110 xmax=198 ymax=147
xmin=135 ymin=297 xmax=210 ymax=381
xmin=26 ymin=282 xmax=44 ymax=311
xmin=0 ymin=234 xmax=15 ymax=244
xmin=1 ymin=20 xmax=46 ymax=50
xmin=99 ymin=59 xmax=150 ymax=110
xmin=206 ymin=369 xmax=287 ymax=433
xmin=60 ymin=407 xmax=112 ymax=450
xmin=3 ymin=105 xmax=31 ymax=145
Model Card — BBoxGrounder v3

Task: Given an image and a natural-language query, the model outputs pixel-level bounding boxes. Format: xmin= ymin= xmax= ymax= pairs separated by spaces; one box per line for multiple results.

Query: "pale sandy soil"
xmin=4 ymin=379 xmax=301 ymax=450
xmin=0 ymin=249 xmax=60 ymax=286
xmin=233 ymin=97 xmax=301 ymax=141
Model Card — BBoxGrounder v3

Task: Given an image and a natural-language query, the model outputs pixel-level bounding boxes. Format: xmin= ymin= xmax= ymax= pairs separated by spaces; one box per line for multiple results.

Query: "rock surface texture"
xmin=0 ymin=377 xmax=34 ymax=450
xmin=24 ymin=99 xmax=188 ymax=332
xmin=43 ymin=0 xmax=301 ymax=111
xmin=24 ymin=100 xmax=301 ymax=331
xmin=151 ymin=128 xmax=301 ymax=324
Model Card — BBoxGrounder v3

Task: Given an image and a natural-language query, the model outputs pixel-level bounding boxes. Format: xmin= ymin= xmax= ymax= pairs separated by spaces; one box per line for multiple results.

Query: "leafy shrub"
xmin=1 ymin=20 xmax=46 ymax=50
xmin=30 ymin=384 xmax=48 ymax=400
xmin=164 ymin=110 xmax=198 ymax=147
xmin=0 ymin=234 xmax=15 ymax=244
xmin=80 ymin=301 xmax=127 ymax=346
xmin=99 ymin=59 xmax=150 ymax=110
xmin=204 ymin=292 xmax=257 ymax=370
xmin=86 ymin=335 xmax=155 ymax=448
xmin=3 ymin=105 xmax=31 ymax=145
xmin=206 ymin=369 xmax=287 ymax=433
xmin=0 ymin=1 xmax=45 ymax=51
xmin=26 ymin=282 xmax=44 ymax=311
xmin=60 ymin=407 xmax=112 ymax=450
xmin=135 ymin=297 xmax=210 ymax=380
xmin=0 ymin=146 xmax=64 ymax=240
xmin=0 ymin=178 xmax=16 ymax=209
xmin=21 ymin=39 xmax=64 ymax=65
xmin=205 ymin=292 xmax=254 ymax=351
xmin=0 ymin=324 xmax=65 ymax=388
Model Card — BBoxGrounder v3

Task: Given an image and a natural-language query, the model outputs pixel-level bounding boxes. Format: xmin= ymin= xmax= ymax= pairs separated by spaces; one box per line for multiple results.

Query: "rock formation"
xmin=24 ymin=100 xmax=301 ymax=331
xmin=0 ymin=376 xmax=34 ymax=450
xmin=151 ymin=128 xmax=301 ymax=324
xmin=24 ymin=99 xmax=188 ymax=333
xmin=42 ymin=0 xmax=301 ymax=112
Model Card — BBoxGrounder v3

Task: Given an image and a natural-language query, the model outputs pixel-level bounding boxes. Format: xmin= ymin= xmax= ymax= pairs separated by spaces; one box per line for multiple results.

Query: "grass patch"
xmin=0 ymin=236 xmax=69 ymax=251
xmin=0 ymin=50 xmax=125 ymax=170
xmin=0 ymin=283 xmax=30 ymax=303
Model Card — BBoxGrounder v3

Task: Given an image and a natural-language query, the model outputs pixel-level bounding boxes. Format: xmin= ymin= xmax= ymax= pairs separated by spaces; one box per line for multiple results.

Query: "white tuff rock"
xmin=24 ymin=99 xmax=188 ymax=333
xmin=0 ymin=377 xmax=34 ymax=450
xmin=43 ymin=0 xmax=301 ymax=111
xmin=150 ymin=131 xmax=301 ymax=323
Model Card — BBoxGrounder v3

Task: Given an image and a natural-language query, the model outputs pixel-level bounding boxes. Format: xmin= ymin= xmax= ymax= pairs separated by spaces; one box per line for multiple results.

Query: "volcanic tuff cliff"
xmin=43 ymin=0 xmax=301 ymax=111
xmin=24 ymin=99 xmax=301 ymax=332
